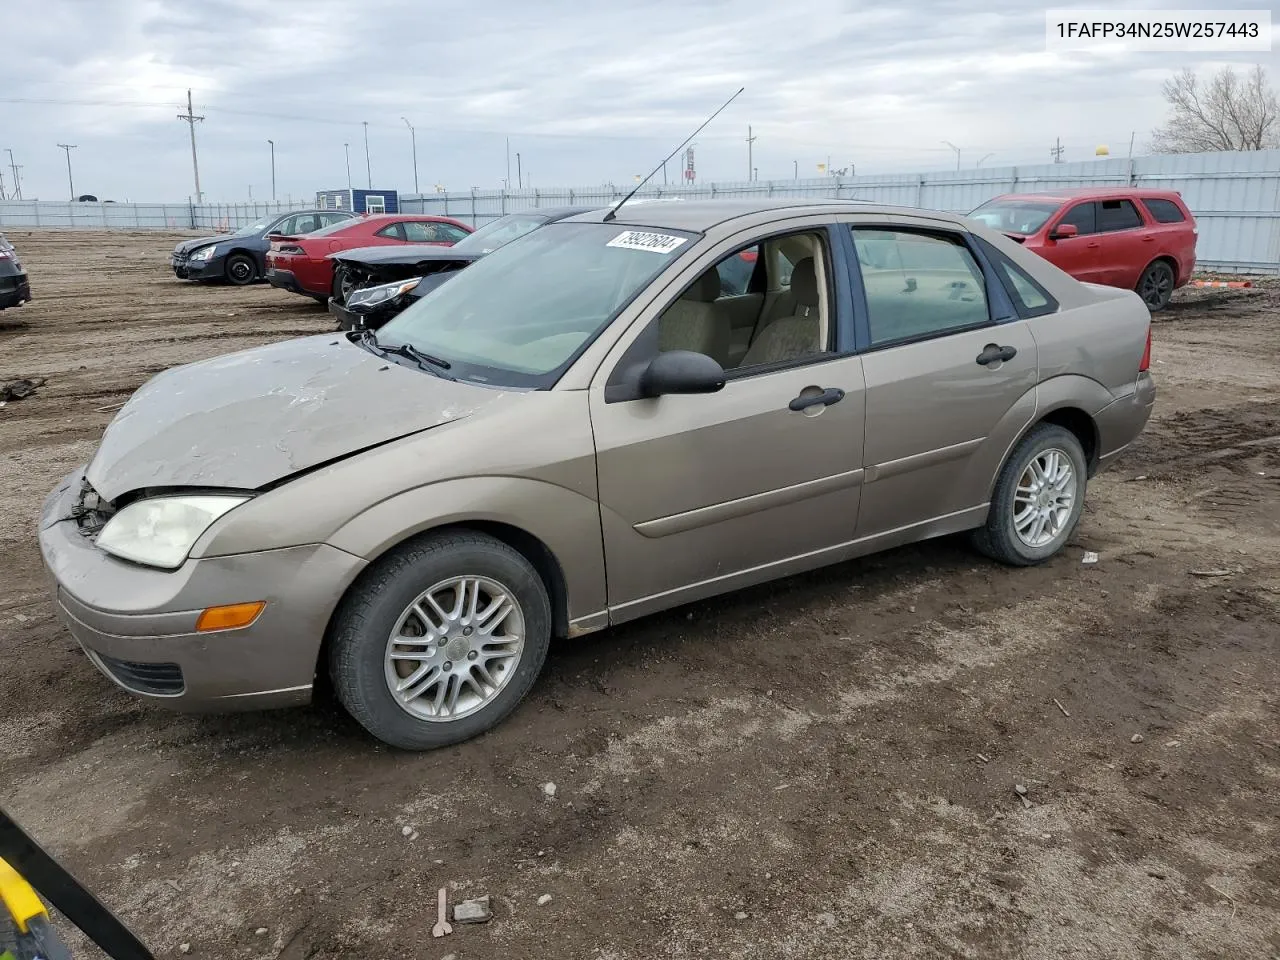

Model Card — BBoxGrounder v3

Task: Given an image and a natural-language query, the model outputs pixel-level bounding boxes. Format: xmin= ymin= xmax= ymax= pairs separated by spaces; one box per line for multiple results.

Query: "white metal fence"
xmin=0 ymin=200 xmax=295 ymax=232
xmin=399 ymin=150 xmax=1280 ymax=274
xmin=2 ymin=150 xmax=1278 ymax=273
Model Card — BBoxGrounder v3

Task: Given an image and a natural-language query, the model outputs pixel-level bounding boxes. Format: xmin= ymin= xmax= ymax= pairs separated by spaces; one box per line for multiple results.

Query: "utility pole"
xmin=344 ymin=143 xmax=352 ymax=194
xmin=746 ymin=125 xmax=756 ymax=180
xmin=401 ymin=118 xmax=419 ymax=194
xmin=0 ymin=168 xmax=6 ymax=201
xmin=663 ymin=160 xmax=667 ymax=185
xmin=177 ymin=89 xmax=204 ymax=202
xmin=362 ymin=121 xmax=371 ymax=188
xmin=57 ymin=143 xmax=77 ymax=199
xmin=1050 ymin=137 xmax=1065 ymax=163
xmin=6 ymin=149 xmax=23 ymax=200
xmin=942 ymin=140 xmax=961 ymax=170
xmin=267 ymin=139 xmax=276 ymax=201
xmin=516 ymin=152 xmax=522 ymax=189
xmin=793 ymin=160 xmax=798 ymax=180
xmin=1127 ymin=131 xmax=1136 ymax=159
xmin=505 ymin=138 xmax=511 ymax=191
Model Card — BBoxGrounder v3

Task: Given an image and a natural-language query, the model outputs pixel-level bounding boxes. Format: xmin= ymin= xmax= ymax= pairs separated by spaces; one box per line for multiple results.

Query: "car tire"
xmin=332 ymin=265 xmax=356 ymax=305
xmin=225 ymin=253 xmax=257 ymax=286
xmin=1137 ymin=260 xmax=1175 ymax=311
xmin=970 ymin=423 xmax=1088 ymax=567
xmin=329 ymin=530 xmax=552 ymax=750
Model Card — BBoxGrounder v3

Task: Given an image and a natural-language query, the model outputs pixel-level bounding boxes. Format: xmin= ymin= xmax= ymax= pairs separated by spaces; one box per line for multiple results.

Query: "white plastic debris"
xmin=1082 ymin=551 xmax=1099 ymax=564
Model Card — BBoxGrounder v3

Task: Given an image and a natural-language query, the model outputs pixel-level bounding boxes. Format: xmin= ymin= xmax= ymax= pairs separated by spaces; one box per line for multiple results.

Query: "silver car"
xmin=38 ymin=199 xmax=1155 ymax=749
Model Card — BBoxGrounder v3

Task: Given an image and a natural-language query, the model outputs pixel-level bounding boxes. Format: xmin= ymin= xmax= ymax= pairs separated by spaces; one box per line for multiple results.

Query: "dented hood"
xmin=86 ymin=335 xmax=500 ymax=501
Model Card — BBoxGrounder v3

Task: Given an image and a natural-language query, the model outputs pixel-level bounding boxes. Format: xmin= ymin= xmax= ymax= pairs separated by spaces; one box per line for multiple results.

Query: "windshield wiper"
xmin=356 ymin=329 xmax=454 ymax=378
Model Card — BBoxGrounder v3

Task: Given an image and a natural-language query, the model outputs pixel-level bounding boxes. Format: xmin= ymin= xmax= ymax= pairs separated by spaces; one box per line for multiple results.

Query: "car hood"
xmin=175 ymin=234 xmax=234 ymax=254
xmin=332 ymin=244 xmax=485 ymax=267
xmin=86 ymin=334 xmax=502 ymax=500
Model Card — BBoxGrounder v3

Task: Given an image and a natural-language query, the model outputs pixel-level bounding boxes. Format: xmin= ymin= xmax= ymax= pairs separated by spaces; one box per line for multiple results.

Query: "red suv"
xmin=968 ymin=188 xmax=1196 ymax=310
xmin=266 ymin=215 xmax=473 ymax=302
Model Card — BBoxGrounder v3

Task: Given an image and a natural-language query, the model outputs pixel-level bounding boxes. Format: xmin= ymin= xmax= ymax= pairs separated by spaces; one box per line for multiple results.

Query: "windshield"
xmin=231 ymin=215 xmax=276 ymax=238
xmin=452 ymin=214 xmax=547 ymax=254
xmin=377 ymin=222 xmax=696 ymax=387
xmin=968 ymin=199 xmax=1062 ymax=235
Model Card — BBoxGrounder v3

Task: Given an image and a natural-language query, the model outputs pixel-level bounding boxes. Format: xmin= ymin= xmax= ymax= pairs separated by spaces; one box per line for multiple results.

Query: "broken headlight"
xmin=347 ymin=277 xmax=422 ymax=311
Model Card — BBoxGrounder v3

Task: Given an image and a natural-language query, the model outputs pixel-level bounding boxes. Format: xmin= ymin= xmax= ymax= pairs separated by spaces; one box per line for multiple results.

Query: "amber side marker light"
xmin=195 ymin=601 xmax=266 ymax=632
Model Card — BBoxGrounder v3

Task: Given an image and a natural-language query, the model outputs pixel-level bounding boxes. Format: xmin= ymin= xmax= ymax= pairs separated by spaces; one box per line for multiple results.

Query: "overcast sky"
xmin=1 ymin=0 xmax=1276 ymax=202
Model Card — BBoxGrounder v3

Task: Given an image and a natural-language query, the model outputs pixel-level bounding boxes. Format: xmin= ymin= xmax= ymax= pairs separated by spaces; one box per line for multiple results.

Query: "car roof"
xmin=278 ymin=209 xmax=353 ymax=216
xmin=564 ymin=197 xmax=966 ymax=231
xmin=993 ymin=188 xmax=1183 ymax=203
xmin=535 ymin=205 xmax=600 ymax=221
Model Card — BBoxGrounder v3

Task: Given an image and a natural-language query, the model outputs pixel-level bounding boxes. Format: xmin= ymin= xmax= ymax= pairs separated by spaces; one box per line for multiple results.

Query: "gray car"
xmin=39 ymin=199 xmax=1155 ymax=750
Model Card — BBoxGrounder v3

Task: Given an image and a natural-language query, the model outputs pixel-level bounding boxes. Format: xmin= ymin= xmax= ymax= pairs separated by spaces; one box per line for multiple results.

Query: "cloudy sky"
xmin=1 ymin=0 xmax=1275 ymax=202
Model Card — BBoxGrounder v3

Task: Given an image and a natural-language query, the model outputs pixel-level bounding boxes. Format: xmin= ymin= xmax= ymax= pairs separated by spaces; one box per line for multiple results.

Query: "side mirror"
xmin=1050 ymin=223 xmax=1079 ymax=240
xmin=638 ymin=350 xmax=726 ymax=398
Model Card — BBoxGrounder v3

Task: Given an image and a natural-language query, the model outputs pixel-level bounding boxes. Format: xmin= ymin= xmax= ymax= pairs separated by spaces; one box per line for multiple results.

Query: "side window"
xmin=375 ymin=223 xmax=406 ymax=240
xmin=1142 ymin=198 xmax=1186 ymax=223
xmin=852 ymin=227 xmax=990 ymax=346
xmin=1097 ymin=199 xmax=1143 ymax=232
xmin=655 ymin=231 xmax=831 ymax=372
xmin=271 ymin=216 xmax=295 ymax=236
xmin=976 ymin=238 xmax=1059 ymax=319
xmin=1057 ymin=202 xmax=1096 ymax=235
xmin=293 ymin=214 xmax=320 ymax=234
xmin=402 ymin=221 xmax=443 ymax=242
xmin=319 ymin=212 xmax=347 ymax=227
xmin=715 ymin=246 xmax=758 ymax=296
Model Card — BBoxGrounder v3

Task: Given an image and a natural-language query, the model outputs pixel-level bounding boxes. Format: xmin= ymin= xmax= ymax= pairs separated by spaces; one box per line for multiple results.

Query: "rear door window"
xmin=1097 ymin=199 xmax=1143 ymax=232
xmin=376 ymin=223 xmax=407 ymax=240
xmin=1057 ymin=202 xmax=1096 ymax=235
xmin=1142 ymin=198 xmax=1187 ymax=223
xmin=976 ymin=238 xmax=1059 ymax=319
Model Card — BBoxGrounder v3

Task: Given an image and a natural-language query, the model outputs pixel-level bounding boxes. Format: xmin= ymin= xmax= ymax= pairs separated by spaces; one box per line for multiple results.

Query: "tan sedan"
xmin=39 ymin=199 xmax=1155 ymax=749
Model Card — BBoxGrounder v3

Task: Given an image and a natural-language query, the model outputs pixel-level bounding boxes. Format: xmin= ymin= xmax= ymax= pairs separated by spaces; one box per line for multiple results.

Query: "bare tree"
xmin=1151 ymin=65 xmax=1279 ymax=153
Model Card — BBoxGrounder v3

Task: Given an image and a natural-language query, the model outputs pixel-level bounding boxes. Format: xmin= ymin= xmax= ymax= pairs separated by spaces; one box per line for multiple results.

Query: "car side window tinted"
xmin=375 ymin=223 xmax=406 ymax=240
xmin=1143 ymin=198 xmax=1186 ymax=223
xmin=1097 ymin=199 xmax=1143 ymax=232
xmin=1057 ymin=203 xmax=1096 ymax=235
xmin=852 ymin=227 xmax=990 ymax=346
xmin=975 ymin=238 xmax=1059 ymax=319
xmin=438 ymin=224 xmax=472 ymax=243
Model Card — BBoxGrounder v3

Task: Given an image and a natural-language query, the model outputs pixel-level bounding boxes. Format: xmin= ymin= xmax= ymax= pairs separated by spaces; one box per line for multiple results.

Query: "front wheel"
xmin=971 ymin=424 xmax=1088 ymax=566
xmin=1137 ymin=260 xmax=1175 ymax=311
xmin=225 ymin=253 xmax=257 ymax=286
xmin=329 ymin=531 xmax=552 ymax=750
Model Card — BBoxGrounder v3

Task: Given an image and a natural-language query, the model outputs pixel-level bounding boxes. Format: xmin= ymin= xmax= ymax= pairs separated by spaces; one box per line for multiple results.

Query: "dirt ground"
xmin=0 ymin=230 xmax=1276 ymax=960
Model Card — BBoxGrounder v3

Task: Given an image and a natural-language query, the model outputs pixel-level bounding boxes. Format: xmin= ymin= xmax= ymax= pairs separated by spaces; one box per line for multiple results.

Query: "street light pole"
xmin=57 ymin=143 xmax=77 ymax=200
xmin=977 ymin=153 xmax=994 ymax=167
xmin=942 ymin=140 xmax=961 ymax=170
xmin=344 ymin=143 xmax=352 ymax=195
xmin=401 ymin=118 xmax=419 ymax=195
xmin=516 ymin=152 xmax=522 ymax=190
xmin=362 ymin=121 xmax=372 ymax=188
xmin=267 ymin=139 xmax=276 ymax=201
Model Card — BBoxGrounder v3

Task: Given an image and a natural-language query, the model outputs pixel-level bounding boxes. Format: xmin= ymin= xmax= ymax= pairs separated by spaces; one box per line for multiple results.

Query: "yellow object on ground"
xmin=0 ymin=857 xmax=46 ymax=934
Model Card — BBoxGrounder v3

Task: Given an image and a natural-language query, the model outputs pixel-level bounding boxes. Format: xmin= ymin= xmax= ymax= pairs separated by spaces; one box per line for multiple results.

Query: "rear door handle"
xmin=1086 ymin=242 xmax=1101 ymax=249
xmin=789 ymin=387 xmax=845 ymax=411
xmin=1142 ymin=235 xmax=1156 ymax=242
xmin=976 ymin=343 xmax=1017 ymax=366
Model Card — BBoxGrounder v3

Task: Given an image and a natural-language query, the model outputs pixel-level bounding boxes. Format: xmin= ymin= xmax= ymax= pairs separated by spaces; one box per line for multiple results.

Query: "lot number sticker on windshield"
xmin=607 ymin=230 xmax=688 ymax=254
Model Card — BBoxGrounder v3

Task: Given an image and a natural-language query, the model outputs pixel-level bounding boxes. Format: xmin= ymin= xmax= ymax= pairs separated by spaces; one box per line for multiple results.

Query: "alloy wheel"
xmin=1013 ymin=448 xmax=1077 ymax=548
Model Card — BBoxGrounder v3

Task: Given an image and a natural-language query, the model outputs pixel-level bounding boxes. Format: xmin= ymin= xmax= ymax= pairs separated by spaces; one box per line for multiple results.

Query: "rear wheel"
xmin=329 ymin=531 xmax=552 ymax=750
xmin=1137 ymin=260 xmax=1175 ymax=311
xmin=971 ymin=423 xmax=1088 ymax=566
xmin=225 ymin=253 xmax=257 ymax=286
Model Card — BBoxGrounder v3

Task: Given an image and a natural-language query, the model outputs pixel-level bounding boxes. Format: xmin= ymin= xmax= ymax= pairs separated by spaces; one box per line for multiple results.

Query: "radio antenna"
xmin=603 ymin=86 xmax=744 ymax=222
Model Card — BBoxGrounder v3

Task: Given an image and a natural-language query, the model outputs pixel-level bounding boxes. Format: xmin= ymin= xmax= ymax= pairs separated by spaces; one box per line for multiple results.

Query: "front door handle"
xmin=1086 ymin=242 xmax=1101 ymax=249
xmin=1142 ymin=235 xmax=1156 ymax=242
xmin=789 ymin=387 xmax=845 ymax=411
xmin=976 ymin=343 xmax=1017 ymax=366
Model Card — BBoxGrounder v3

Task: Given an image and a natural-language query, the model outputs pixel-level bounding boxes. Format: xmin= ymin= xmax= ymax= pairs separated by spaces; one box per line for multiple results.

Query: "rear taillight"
xmin=1139 ymin=325 xmax=1151 ymax=373
xmin=0 ymin=250 xmax=11 ymax=261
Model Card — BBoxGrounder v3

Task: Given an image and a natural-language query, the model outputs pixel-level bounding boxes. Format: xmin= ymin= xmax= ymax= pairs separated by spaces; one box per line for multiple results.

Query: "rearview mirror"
xmin=1050 ymin=223 xmax=1079 ymax=240
xmin=638 ymin=350 xmax=726 ymax=398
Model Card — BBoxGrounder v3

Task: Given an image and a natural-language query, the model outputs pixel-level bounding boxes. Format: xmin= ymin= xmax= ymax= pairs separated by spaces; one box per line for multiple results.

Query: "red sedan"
xmin=265 ymin=215 xmax=473 ymax=301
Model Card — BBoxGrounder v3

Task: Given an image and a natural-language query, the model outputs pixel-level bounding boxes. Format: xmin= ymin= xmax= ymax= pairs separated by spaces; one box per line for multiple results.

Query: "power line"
xmin=177 ymin=89 xmax=205 ymax=201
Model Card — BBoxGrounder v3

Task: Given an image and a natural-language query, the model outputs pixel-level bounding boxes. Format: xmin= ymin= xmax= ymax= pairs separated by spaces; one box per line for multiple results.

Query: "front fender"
xmin=327 ymin=476 xmax=607 ymax=627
